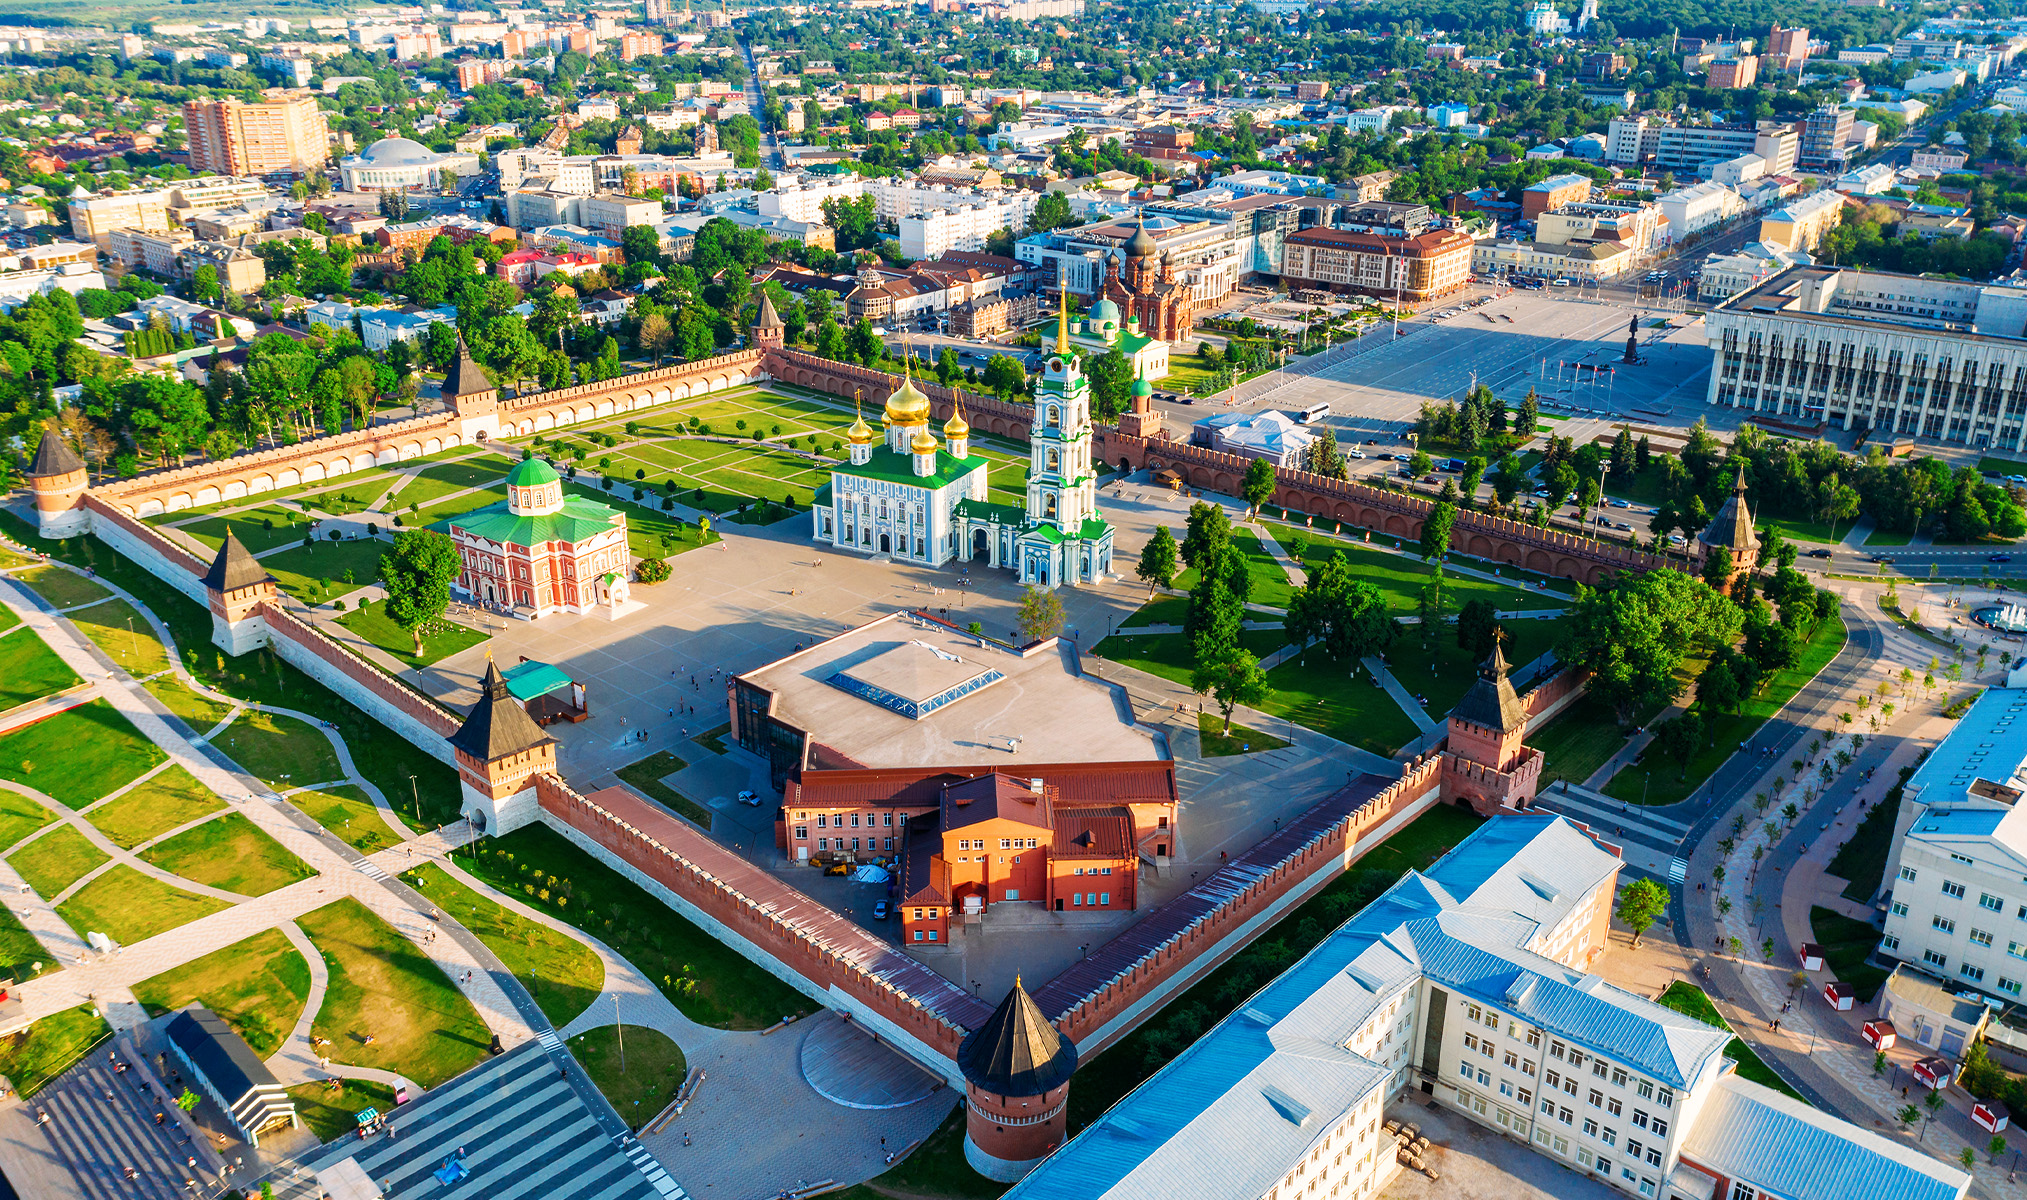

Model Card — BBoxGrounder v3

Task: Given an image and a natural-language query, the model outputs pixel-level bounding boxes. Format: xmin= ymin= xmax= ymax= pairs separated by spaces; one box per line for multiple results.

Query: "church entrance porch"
xmin=973 ymin=529 xmax=988 ymax=558
xmin=880 ymin=533 xmax=891 ymax=553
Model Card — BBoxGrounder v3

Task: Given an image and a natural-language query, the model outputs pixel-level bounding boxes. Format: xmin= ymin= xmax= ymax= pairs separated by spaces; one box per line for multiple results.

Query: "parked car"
xmin=1807 ymin=549 xmax=1833 ymax=559
xmin=1347 ymin=448 xmax=1366 ymax=458
xmin=872 ymin=899 xmax=889 ymax=920
xmin=737 ymin=790 xmax=760 ymax=806
xmin=1608 ymin=498 xmax=1632 ymax=509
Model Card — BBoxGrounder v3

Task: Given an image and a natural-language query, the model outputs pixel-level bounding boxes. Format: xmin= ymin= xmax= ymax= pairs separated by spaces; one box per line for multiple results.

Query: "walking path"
xmin=1362 ymin=656 xmax=1440 ymax=734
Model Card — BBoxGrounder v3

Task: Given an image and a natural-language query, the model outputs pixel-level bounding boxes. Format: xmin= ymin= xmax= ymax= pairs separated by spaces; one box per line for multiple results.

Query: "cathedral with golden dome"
xmin=812 ymin=307 xmax=1115 ymax=588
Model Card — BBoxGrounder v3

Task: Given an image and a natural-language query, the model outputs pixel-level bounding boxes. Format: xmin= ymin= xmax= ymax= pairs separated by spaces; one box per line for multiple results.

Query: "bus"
xmin=1295 ymin=402 xmax=1332 ymax=425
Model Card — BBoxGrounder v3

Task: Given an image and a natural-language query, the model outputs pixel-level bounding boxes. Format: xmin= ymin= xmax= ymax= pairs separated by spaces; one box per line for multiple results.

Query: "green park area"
xmin=0 ymin=903 xmax=46 ymax=976
xmin=143 ymin=813 xmax=317 ymax=896
xmin=132 ymin=928 xmax=311 ymax=1058
xmin=58 ymin=865 xmax=231 ymax=945
xmin=292 ymin=785 xmax=406 ymax=853
xmin=337 ymin=599 xmax=489 ymax=669
xmin=0 ymin=627 xmax=80 ymax=710
xmin=8 ymin=825 xmax=107 ymax=898
xmin=1828 ymin=770 xmax=1911 ymax=904
xmin=1197 ymin=713 xmax=1290 ymax=757
xmin=0 ymin=790 xmax=53 ymax=853
xmin=215 ymin=710 xmax=343 ymax=790
xmin=290 ymin=1078 xmax=399 ymax=1142
xmin=298 ymin=896 xmax=492 ymax=1087
xmin=869 ymin=805 xmax=1485 ymax=1200
xmin=403 ymin=862 xmax=605 ymax=1027
xmin=616 ymin=750 xmax=711 ymax=828
xmin=1 ymin=513 xmax=467 ymax=831
xmin=85 ymin=765 xmax=224 ymax=849
xmin=0 ymin=1006 xmax=109 ymax=1098
xmin=9 ymin=564 xmax=111 ymax=610
xmin=568 ymin=1025 xmax=687 ymax=1131
xmin=1657 ymin=983 xmax=1800 ymax=1099
xmin=463 ymin=822 xmax=812 ymax=1029
xmin=179 ymin=507 xmax=314 ymax=553
xmin=142 ymin=679 xmax=236 ymax=735
xmin=260 ymin=537 xmax=390 ymax=604
xmin=1810 ymin=907 xmax=1891 ymax=1004
xmin=1605 ymin=613 xmax=1847 ymax=806
xmin=67 ymin=598 xmax=170 ymax=677
xmin=0 ymin=693 xmax=163 ymax=814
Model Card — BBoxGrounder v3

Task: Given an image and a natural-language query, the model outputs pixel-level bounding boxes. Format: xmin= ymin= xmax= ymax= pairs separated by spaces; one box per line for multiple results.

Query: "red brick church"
xmin=1097 ymin=217 xmax=1196 ymax=344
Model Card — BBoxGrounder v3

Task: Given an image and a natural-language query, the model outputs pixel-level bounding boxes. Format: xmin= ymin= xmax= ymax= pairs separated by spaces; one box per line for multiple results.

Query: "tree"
xmin=1420 ymin=501 xmax=1456 ymax=562
xmin=636 ymin=557 xmax=671 ymax=583
xmin=1192 ymin=651 xmax=1271 ymax=734
xmin=1285 ymin=551 xmax=1396 ymax=661
xmin=1241 ymin=458 xmax=1276 ymax=518
xmin=1408 ymin=449 xmax=1433 ymax=478
xmin=1702 ymin=545 xmax=1734 ymax=594
xmin=620 ymin=224 xmax=662 ymax=271
xmin=1699 ymin=658 xmax=1743 ymax=716
xmin=378 ymin=530 xmax=462 ymax=656
xmin=1561 ymin=569 xmax=1744 ymax=723
xmin=1015 ymin=585 xmax=1065 ymax=642
xmin=1456 ymin=597 xmax=1499 ymax=661
xmin=1180 ymin=501 xmax=1232 ymax=572
xmin=638 ymin=312 xmax=673 ymax=366
xmin=1031 ymin=190 xmax=1073 ymax=232
xmin=1615 ymin=878 xmax=1669 ymax=947
xmin=1136 ymin=525 xmax=1179 ymax=598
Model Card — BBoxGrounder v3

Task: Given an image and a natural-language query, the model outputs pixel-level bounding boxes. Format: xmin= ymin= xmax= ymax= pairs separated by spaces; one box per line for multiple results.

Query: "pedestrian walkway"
xmin=1361 ymin=656 xmax=1439 ymax=733
xmin=1530 ymin=781 xmax=1687 ymax=880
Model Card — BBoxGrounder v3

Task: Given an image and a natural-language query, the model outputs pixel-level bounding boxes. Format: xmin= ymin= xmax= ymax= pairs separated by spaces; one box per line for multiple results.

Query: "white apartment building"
xmin=758 ymin=174 xmax=864 ymax=224
xmin=305 ymin=301 xmax=455 ymax=351
xmin=1697 ymin=242 xmax=1811 ymax=301
xmin=1656 ymin=180 xmax=1746 ymax=242
xmin=901 ymin=202 xmax=1021 ymax=260
xmin=1004 ymin=815 xmax=1971 ymax=1200
xmin=864 ymin=178 xmax=1037 ymax=227
xmin=1705 ymin=265 xmax=2027 ymax=447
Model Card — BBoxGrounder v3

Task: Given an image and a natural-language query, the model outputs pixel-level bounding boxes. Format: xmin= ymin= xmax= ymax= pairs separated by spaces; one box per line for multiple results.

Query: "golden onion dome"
xmin=846 ymin=412 xmax=874 ymax=444
xmin=944 ymin=400 xmax=970 ymax=439
xmin=884 ymin=374 xmax=931 ymax=424
xmin=910 ymin=426 xmax=939 ymax=455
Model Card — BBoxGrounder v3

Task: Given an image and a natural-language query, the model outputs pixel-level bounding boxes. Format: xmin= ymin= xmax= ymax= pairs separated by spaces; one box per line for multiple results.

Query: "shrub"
xmin=637 ymin=557 xmax=671 ymax=584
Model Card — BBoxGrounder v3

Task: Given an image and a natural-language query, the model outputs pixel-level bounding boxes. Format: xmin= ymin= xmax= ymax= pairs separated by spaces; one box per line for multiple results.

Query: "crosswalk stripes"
xmin=623 ymin=1142 xmax=687 ymax=1198
xmin=354 ymin=859 xmax=389 ymax=881
xmin=537 ymin=1029 xmax=563 ymax=1050
xmin=1668 ymin=857 xmax=1688 ymax=885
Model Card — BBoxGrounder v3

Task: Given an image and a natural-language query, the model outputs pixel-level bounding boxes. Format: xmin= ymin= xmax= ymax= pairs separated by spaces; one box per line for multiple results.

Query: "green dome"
xmin=1089 ymin=297 xmax=1121 ymax=326
xmin=507 ymin=457 xmax=561 ymax=488
xmin=1131 ymin=376 xmax=1153 ymax=397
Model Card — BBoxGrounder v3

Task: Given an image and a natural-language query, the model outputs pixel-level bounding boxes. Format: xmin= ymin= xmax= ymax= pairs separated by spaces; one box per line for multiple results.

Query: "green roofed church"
xmin=813 ymin=301 xmax=1114 ymax=588
xmin=443 ymin=456 xmax=632 ymax=617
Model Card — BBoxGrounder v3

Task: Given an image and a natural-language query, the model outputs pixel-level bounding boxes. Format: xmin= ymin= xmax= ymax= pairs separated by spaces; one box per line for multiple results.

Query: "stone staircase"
xmin=32 ymin=1054 xmax=222 ymax=1200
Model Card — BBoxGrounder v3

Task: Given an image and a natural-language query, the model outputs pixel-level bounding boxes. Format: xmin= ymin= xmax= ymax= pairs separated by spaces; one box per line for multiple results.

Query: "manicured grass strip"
xmin=0 ymin=699 xmax=166 ymax=809
xmin=292 ymin=786 xmax=406 ymax=854
xmin=0 ymin=627 xmax=79 ymax=710
xmin=57 ymin=866 xmax=231 ymax=945
xmin=1605 ymin=612 xmax=1848 ymax=807
xmin=1297 ymin=535 xmax=1565 ymax=613
xmin=0 ymin=1006 xmax=110 ymax=1098
xmin=560 ymin=481 xmax=721 ymax=557
xmin=0 ymin=513 xmax=465 ymax=831
xmin=180 ymin=508 xmax=312 ymax=553
xmin=1528 ymin=692 xmax=1636 ymax=790
xmin=0 ymin=901 xmax=50 ymax=976
xmin=1197 ymin=712 xmax=1291 ymax=757
xmin=142 ymin=679 xmax=236 ymax=735
xmin=260 ymin=538 xmax=389 ymax=604
xmin=216 ymin=710 xmax=342 ymax=790
xmin=66 ymin=598 xmax=170 ymax=677
xmin=131 ymin=928 xmax=311 ymax=1058
xmin=0 ymin=790 xmax=54 ymax=853
xmin=1830 ymin=782 xmax=1905 ymax=905
xmin=8 ymin=825 xmax=109 ymax=897
xmin=1088 ymin=627 xmax=1286 ymax=691
xmin=463 ymin=823 xmax=811 ymax=1030
xmin=1810 ymin=907 xmax=1891 ymax=1005
xmin=415 ymin=482 xmax=510 ymax=528
xmin=288 ymin=1078 xmax=398 ymax=1142
xmin=1863 ymin=529 xmax=1913 ymax=547
xmin=1657 ymin=982 xmax=1802 ymax=1100
xmin=1759 ymin=517 xmax=1843 ymax=546
xmin=402 ymin=863 xmax=604 ymax=1028
xmin=1256 ymin=651 xmax=1422 ymax=758
xmin=336 ymin=601 xmax=489 ymax=669
xmin=299 ymin=896 xmax=490 ymax=1087
xmin=614 ymin=751 xmax=711 ymax=829
xmin=86 ymin=765 xmax=224 ymax=849
xmin=567 ymin=1025 xmax=686 ymax=1130
xmin=1384 ymin=617 xmax=1565 ymax=721
xmin=1119 ymin=593 xmax=1190 ymax=629
xmin=10 ymin=564 xmax=111 ymax=609
xmin=143 ymin=813 xmax=316 ymax=897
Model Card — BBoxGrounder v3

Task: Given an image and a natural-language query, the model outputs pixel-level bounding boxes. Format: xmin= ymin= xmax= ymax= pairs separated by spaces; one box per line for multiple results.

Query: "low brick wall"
xmin=259 ymin=603 xmax=462 ymax=757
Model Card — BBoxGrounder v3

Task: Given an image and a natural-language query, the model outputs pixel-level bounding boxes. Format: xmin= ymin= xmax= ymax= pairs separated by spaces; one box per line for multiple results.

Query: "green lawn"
xmin=131 ymin=928 xmax=311 ymax=1058
xmin=0 ymin=513 xmax=466 ymax=831
xmin=614 ymin=750 xmax=711 ymax=829
xmin=298 ymin=895 xmax=491 ymax=1087
xmin=336 ymin=602 xmax=489 ymax=669
xmin=143 ymin=813 xmax=316 ymax=896
xmin=1255 ymin=651 xmax=1423 ymax=757
xmin=461 ymin=823 xmax=812 ymax=1030
xmin=1230 ymin=528 xmax=1295 ymax=608
xmin=1294 ymin=534 xmax=1565 ymax=614
xmin=1119 ymin=593 xmax=1191 ymax=629
xmin=216 ymin=710 xmax=343 ymax=789
xmin=413 ymin=482 xmax=509 ymax=528
xmin=8 ymin=825 xmax=108 ymax=897
xmin=259 ymin=538 xmax=390 ymax=603
xmin=1605 ymin=613 xmax=1848 ymax=807
xmin=402 ymin=863 xmax=604 ymax=1028
xmin=0 ymin=1006 xmax=109 ymax=1097
xmin=180 ymin=508 xmax=312 ymax=553
xmin=66 ymin=598 xmax=170 ymax=677
xmin=10 ymin=565 xmax=111 ymax=609
xmin=1656 ymin=982 xmax=1801 ymax=1099
xmin=0 ymin=902 xmax=49 ymax=976
xmin=1810 ymin=906 xmax=1891 ymax=1004
xmin=85 ymin=765 xmax=224 ymax=849
xmin=559 ymin=481 xmax=722 ymax=557
xmin=1197 ymin=712 xmax=1292 ymax=757
xmin=289 ymin=1078 xmax=399 ymax=1141
xmin=1528 ymin=692 xmax=1637 ymax=789
xmin=57 ymin=865 xmax=230 ymax=946
xmin=384 ymin=459 xmax=513 ymax=512
xmin=0 ymin=701 xmax=173 ymax=810
xmin=0 ymin=790 xmax=54 ymax=853
xmin=1384 ymin=617 xmax=1565 ymax=722
xmin=1863 ymin=528 xmax=1914 ymax=547
xmin=1978 ymin=456 xmax=2027 ymax=476
xmin=1828 ymin=788 xmax=1901 ymax=905
xmin=1759 ymin=517 xmax=1845 ymax=546
xmin=291 ymin=785 xmax=406 ymax=853
xmin=567 ymin=1025 xmax=687 ymax=1130
xmin=142 ymin=678 xmax=236 ymax=734
xmin=1088 ymin=627 xmax=1286 ymax=690
xmin=305 ymin=478 xmax=402 ymax=517
xmin=0 ymin=628 xmax=79 ymax=709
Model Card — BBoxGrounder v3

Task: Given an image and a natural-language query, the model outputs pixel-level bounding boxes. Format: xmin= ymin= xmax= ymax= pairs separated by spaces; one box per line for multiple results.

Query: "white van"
xmin=1550 ymin=279 xmax=1571 ymax=288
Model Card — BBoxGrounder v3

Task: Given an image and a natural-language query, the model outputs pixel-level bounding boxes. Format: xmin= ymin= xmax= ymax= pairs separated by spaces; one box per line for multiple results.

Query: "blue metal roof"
xmin=1681 ymin=1075 xmax=1967 ymax=1200
xmin=1905 ymin=687 xmax=2027 ymax=805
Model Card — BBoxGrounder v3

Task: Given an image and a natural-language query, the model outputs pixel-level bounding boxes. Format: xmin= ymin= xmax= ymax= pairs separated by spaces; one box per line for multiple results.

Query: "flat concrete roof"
xmin=743 ymin=612 xmax=1164 ymax=769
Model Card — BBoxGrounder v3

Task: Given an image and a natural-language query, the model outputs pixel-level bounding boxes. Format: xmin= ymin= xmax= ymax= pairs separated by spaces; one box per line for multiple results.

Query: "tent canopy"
xmin=502 ymin=660 xmax=573 ymax=701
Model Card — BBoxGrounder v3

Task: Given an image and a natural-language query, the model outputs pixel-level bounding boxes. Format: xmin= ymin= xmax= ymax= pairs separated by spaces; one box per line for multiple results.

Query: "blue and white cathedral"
xmin=811 ymin=302 xmax=1114 ymax=588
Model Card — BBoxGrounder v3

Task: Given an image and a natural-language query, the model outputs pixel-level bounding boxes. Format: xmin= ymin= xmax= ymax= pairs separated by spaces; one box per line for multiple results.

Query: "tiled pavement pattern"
xmin=30 ymin=1052 xmax=218 ymax=1200
xmin=270 ymin=1041 xmax=679 ymax=1200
